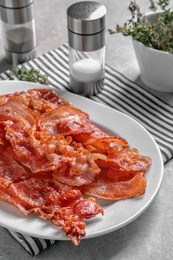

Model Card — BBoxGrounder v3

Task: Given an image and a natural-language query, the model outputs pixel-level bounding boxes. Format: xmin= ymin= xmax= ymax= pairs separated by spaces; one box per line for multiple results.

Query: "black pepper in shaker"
xmin=0 ymin=0 xmax=37 ymax=65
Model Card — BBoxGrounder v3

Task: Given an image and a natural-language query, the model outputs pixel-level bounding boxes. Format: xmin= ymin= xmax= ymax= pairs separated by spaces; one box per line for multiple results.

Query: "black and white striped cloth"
xmin=1 ymin=43 xmax=173 ymax=256
xmin=8 ymin=230 xmax=55 ymax=256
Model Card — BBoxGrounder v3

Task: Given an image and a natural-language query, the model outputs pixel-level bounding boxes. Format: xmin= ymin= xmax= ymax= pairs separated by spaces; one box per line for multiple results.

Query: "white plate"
xmin=0 ymin=81 xmax=164 ymax=240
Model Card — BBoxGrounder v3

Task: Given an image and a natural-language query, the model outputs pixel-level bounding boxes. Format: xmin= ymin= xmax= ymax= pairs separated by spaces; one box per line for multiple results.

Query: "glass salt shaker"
xmin=67 ymin=1 xmax=106 ymax=96
xmin=0 ymin=0 xmax=37 ymax=65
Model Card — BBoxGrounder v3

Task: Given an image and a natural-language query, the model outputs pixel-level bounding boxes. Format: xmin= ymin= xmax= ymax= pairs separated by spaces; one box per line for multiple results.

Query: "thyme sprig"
xmin=9 ymin=66 xmax=49 ymax=85
xmin=109 ymin=0 xmax=173 ymax=53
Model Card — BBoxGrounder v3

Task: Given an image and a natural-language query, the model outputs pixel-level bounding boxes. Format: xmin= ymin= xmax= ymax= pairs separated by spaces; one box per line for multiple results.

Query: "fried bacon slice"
xmin=0 ymin=145 xmax=103 ymax=246
xmin=40 ymin=105 xmax=94 ymax=136
xmin=15 ymin=88 xmax=70 ymax=113
xmin=95 ymin=148 xmax=152 ymax=179
xmin=82 ymin=172 xmax=147 ymax=201
xmin=81 ymin=148 xmax=151 ymax=200
xmin=0 ymin=95 xmax=100 ymax=181
xmin=0 ymin=88 xmax=152 ymax=245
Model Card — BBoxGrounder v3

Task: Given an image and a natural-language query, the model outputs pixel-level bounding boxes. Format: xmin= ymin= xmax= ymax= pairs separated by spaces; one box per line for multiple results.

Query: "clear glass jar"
xmin=69 ymin=46 xmax=105 ymax=96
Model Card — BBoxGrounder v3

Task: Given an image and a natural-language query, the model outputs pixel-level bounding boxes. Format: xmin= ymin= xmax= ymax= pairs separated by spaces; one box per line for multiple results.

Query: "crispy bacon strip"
xmin=16 ymin=88 xmax=70 ymax=113
xmin=82 ymin=172 xmax=147 ymax=201
xmin=96 ymin=148 xmax=152 ymax=176
xmin=8 ymin=180 xmax=103 ymax=245
xmin=40 ymin=105 xmax=94 ymax=136
xmin=0 ymin=145 xmax=103 ymax=246
xmin=0 ymin=96 xmax=100 ymax=181
xmin=81 ymin=148 xmax=151 ymax=200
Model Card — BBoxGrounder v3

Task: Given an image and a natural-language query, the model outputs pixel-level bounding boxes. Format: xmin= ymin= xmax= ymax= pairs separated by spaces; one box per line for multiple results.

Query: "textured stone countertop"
xmin=0 ymin=1 xmax=172 ymax=259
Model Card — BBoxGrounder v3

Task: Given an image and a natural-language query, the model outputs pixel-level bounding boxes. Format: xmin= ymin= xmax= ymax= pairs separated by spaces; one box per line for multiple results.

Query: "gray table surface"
xmin=0 ymin=1 xmax=173 ymax=259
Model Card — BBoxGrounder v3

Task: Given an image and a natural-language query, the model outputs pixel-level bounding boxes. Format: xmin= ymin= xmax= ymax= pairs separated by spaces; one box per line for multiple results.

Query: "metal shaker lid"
xmin=0 ymin=0 xmax=34 ymax=24
xmin=67 ymin=1 xmax=106 ymax=35
xmin=0 ymin=0 xmax=33 ymax=8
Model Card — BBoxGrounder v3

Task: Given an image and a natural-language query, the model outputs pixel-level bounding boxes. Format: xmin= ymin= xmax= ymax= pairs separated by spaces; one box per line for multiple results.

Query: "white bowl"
xmin=133 ymin=12 xmax=173 ymax=93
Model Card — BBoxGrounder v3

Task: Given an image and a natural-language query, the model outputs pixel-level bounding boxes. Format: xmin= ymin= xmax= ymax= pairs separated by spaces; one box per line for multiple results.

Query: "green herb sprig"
xmin=108 ymin=0 xmax=173 ymax=53
xmin=9 ymin=66 xmax=49 ymax=85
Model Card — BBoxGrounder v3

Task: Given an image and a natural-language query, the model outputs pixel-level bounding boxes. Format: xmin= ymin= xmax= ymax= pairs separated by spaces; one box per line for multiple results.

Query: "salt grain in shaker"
xmin=0 ymin=0 xmax=37 ymax=65
xmin=67 ymin=1 xmax=106 ymax=96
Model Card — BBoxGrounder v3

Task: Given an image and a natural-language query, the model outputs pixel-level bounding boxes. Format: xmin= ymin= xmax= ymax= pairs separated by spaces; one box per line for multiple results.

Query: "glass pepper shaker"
xmin=67 ymin=1 xmax=106 ymax=96
xmin=0 ymin=0 xmax=37 ymax=65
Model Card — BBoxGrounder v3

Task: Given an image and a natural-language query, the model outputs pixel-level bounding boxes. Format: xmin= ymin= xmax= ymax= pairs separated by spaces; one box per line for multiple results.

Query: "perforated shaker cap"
xmin=67 ymin=1 xmax=106 ymax=35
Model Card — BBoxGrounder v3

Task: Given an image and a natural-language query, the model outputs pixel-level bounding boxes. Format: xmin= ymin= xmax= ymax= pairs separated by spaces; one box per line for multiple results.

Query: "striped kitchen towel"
xmin=0 ymin=42 xmax=172 ymax=255
xmin=8 ymin=230 xmax=55 ymax=256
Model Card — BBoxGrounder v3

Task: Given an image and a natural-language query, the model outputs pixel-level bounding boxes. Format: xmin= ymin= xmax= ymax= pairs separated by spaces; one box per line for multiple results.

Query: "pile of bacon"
xmin=0 ymin=88 xmax=151 ymax=246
